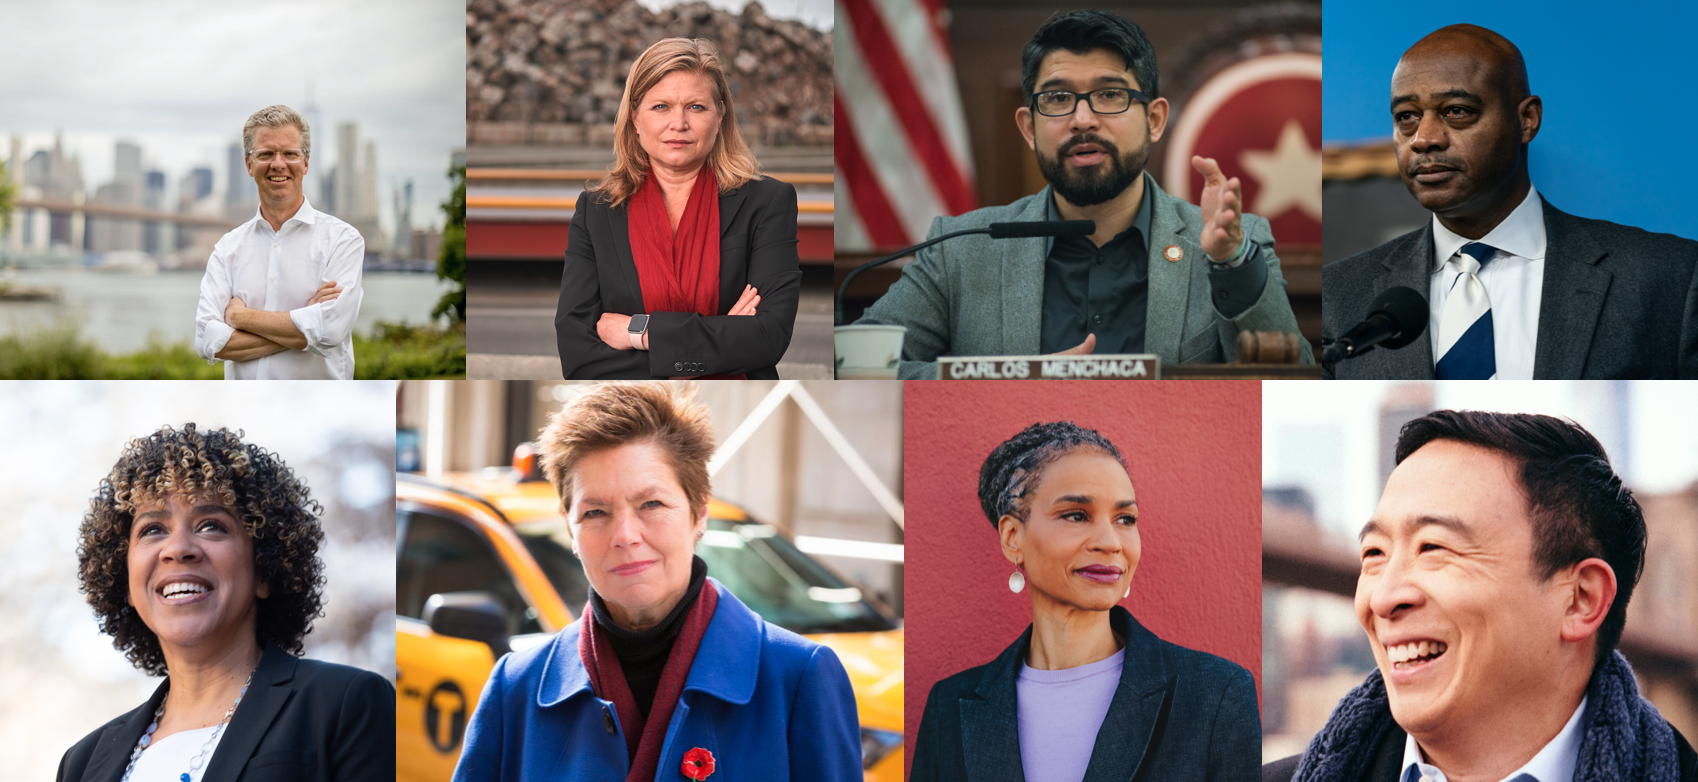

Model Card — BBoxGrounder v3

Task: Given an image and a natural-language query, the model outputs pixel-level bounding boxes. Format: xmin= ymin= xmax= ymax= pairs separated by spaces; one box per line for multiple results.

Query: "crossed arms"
xmin=194 ymin=228 xmax=366 ymax=366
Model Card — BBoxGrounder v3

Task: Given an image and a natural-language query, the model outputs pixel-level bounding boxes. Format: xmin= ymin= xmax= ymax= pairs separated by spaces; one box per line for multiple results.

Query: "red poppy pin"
xmin=682 ymin=747 xmax=716 ymax=780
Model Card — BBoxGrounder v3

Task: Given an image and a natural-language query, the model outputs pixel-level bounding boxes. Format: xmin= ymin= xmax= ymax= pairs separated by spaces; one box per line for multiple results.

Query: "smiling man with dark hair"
xmin=1322 ymin=24 xmax=1698 ymax=379
xmin=1264 ymin=410 xmax=1698 ymax=782
xmin=855 ymin=9 xmax=1310 ymax=378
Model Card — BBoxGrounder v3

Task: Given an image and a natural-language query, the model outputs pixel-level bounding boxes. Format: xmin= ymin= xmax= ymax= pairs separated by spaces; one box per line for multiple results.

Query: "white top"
xmin=128 ymin=725 xmax=224 ymax=782
xmin=1428 ymin=185 xmax=1547 ymax=380
xmin=1400 ymin=694 xmax=1587 ymax=782
xmin=194 ymin=197 xmax=365 ymax=379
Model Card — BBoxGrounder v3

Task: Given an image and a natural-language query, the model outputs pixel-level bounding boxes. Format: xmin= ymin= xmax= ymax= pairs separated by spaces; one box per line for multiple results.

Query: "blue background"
xmin=1325 ymin=0 xmax=1698 ymax=240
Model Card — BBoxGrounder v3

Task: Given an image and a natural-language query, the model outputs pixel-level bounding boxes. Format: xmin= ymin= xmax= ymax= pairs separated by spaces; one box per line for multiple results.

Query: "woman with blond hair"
xmin=556 ymin=38 xmax=802 ymax=380
xmin=453 ymin=382 xmax=861 ymax=782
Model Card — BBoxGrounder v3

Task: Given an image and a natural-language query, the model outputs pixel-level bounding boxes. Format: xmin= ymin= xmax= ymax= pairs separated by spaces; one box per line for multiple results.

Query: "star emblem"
xmin=1238 ymin=119 xmax=1322 ymax=221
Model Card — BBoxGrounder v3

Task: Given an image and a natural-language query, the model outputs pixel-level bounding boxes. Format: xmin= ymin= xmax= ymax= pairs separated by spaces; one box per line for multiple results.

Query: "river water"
xmin=0 ymin=268 xmax=454 ymax=353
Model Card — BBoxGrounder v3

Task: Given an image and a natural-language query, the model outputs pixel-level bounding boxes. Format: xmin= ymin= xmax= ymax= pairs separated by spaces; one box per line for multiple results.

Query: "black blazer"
xmin=1322 ymin=197 xmax=1698 ymax=379
xmin=911 ymin=606 xmax=1260 ymax=782
xmin=58 ymin=644 xmax=395 ymax=782
xmin=1261 ymin=721 xmax=1698 ymax=782
xmin=555 ymin=175 xmax=803 ymax=378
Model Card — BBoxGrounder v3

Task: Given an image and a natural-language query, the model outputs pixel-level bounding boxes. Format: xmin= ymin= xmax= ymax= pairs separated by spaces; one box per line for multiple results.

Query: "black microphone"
xmin=836 ymin=221 xmax=1096 ymax=325
xmin=1321 ymin=286 xmax=1429 ymax=368
xmin=987 ymin=220 xmax=1095 ymax=239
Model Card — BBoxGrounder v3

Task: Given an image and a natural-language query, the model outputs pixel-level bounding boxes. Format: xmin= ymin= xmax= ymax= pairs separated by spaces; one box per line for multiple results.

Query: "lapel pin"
xmin=682 ymin=747 xmax=716 ymax=780
xmin=1164 ymin=245 xmax=1183 ymax=262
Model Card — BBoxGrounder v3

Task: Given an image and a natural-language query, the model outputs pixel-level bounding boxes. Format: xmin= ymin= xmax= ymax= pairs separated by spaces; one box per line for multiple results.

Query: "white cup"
xmin=834 ymin=324 xmax=905 ymax=379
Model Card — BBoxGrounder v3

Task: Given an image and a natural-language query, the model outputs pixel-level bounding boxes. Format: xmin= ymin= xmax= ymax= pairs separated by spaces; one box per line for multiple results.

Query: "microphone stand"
xmin=835 ymin=228 xmax=991 ymax=326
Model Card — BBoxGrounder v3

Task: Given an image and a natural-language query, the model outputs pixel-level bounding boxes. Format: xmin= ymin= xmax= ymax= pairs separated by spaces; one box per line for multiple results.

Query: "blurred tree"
xmin=432 ymin=160 xmax=466 ymax=323
xmin=0 ymin=160 xmax=15 ymax=234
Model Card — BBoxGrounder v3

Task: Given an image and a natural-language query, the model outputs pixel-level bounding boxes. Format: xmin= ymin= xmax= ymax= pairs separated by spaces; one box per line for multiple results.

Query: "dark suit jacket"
xmin=555 ymin=175 xmax=803 ymax=378
xmin=911 ymin=606 xmax=1259 ymax=782
xmin=57 ymin=644 xmax=395 ymax=782
xmin=1322 ymin=198 xmax=1698 ymax=379
xmin=1261 ymin=721 xmax=1698 ymax=782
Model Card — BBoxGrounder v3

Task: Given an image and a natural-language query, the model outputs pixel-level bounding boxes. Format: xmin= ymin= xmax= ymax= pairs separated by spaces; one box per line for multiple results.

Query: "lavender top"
xmin=1016 ymin=650 xmax=1124 ymax=782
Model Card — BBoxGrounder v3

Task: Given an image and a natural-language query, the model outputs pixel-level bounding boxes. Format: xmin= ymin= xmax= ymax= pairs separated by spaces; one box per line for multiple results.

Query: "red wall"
xmin=903 ymin=380 xmax=1262 ymax=776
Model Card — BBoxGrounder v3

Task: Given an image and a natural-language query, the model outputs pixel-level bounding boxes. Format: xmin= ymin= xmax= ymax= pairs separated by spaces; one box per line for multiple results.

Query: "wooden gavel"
xmin=1234 ymin=331 xmax=1305 ymax=364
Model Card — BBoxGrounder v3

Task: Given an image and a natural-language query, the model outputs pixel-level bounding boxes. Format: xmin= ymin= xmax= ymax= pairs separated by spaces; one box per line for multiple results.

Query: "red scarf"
xmin=579 ymin=584 xmax=720 ymax=782
xmin=628 ymin=167 xmax=744 ymax=379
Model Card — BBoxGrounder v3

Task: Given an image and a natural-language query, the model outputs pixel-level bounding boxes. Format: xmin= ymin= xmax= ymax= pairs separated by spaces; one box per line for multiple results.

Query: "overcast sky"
xmin=0 ymin=0 xmax=464 ymax=231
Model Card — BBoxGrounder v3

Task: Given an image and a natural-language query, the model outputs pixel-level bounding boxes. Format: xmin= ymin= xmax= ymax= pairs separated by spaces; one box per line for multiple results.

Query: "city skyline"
xmin=0 ymin=0 xmax=464 ymax=235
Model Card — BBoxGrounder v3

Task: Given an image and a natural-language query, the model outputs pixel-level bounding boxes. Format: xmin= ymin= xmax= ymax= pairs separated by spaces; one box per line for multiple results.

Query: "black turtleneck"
xmin=588 ymin=555 xmax=709 ymax=717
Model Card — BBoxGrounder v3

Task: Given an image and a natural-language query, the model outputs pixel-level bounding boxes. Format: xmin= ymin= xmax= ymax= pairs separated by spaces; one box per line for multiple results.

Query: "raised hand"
xmin=1046 ymin=333 xmax=1097 ymax=356
xmin=727 ymin=284 xmax=760 ymax=316
xmin=1191 ymin=155 xmax=1245 ymax=260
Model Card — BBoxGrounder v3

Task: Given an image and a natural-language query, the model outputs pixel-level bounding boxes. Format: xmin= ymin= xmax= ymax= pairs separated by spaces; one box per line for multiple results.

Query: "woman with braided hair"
xmin=59 ymin=424 xmax=394 ymax=782
xmin=910 ymin=421 xmax=1259 ymax=782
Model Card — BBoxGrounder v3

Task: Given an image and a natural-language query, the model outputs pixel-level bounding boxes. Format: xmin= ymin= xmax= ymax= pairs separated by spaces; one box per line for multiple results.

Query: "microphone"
xmin=988 ymin=220 xmax=1094 ymax=239
xmin=836 ymin=221 xmax=1096 ymax=325
xmin=1321 ymin=286 xmax=1429 ymax=368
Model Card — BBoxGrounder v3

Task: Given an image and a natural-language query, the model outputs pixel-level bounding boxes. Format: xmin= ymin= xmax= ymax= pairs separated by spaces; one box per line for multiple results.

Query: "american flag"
xmin=834 ymin=0 xmax=978 ymax=251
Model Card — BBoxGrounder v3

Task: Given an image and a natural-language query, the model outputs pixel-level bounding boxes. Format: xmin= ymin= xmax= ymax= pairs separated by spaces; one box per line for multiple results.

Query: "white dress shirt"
xmin=1429 ymin=185 xmax=1547 ymax=380
xmin=126 ymin=724 xmax=223 ymax=781
xmin=1401 ymin=695 xmax=1587 ymax=782
xmin=194 ymin=197 xmax=364 ymax=379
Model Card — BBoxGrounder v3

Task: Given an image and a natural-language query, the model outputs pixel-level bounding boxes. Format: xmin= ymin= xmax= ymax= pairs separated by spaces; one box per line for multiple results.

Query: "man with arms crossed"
xmin=195 ymin=105 xmax=364 ymax=379
xmin=1264 ymin=410 xmax=1697 ymax=782
xmin=1322 ymin=25 xmax=1698 ymax=379
xmin=853 ymin=10 xmax=1310 ymax=378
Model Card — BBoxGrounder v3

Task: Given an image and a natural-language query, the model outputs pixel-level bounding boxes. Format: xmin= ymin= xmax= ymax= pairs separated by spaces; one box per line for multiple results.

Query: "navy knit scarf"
xmin=1292 ymin=650 xmax=1678 ymax=782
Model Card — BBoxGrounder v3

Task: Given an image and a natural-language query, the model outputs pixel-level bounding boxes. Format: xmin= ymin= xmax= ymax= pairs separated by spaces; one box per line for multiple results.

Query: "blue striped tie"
xmin=1434 ymin=242 xmax=1497 ymax=379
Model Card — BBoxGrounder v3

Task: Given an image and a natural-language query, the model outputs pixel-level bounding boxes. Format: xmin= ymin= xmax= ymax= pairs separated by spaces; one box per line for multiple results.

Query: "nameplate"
xmin=936 ymin=355 xmax=1161 ymax=380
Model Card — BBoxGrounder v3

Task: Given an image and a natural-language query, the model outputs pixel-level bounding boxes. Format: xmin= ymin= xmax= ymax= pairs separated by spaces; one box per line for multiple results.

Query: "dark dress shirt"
xmin=1039 ymin=177 xmax=1268 ymax=354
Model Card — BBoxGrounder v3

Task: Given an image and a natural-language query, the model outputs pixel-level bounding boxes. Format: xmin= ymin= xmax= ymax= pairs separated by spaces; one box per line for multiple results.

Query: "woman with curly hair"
xmin=58 ymin=423 xmax=393 ymax=782
xmin=910 ymin=422 xmax=1259 ymax=782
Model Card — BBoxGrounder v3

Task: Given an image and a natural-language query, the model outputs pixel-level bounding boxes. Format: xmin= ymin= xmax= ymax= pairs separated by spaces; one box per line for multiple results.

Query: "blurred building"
xmin=88 ymin=140 xmax=145 ymax=254
xmin=395 ymin=380 xmax=906 ymax=615
xmin=225 ymin=140 xmax=257 ymax=218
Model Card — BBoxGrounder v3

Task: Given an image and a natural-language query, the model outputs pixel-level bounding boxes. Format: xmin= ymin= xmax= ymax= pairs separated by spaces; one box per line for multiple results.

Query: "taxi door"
xmin=395 ymin=502 xmax=517 ymax=782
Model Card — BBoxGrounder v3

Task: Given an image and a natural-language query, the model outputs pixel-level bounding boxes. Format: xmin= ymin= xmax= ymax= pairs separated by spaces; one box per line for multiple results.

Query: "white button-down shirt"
xmin=1401 ymin=695 xmax=1587 ymax=782
xmin=194 ymin=197 xmax=364 ymax=379
xmin=1429 ymin=186 xmax=1547 ymax=380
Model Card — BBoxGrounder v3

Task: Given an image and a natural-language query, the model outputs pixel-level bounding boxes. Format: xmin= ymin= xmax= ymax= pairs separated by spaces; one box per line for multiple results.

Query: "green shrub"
xmin=0 ymin=321 xmax=465 ymax=379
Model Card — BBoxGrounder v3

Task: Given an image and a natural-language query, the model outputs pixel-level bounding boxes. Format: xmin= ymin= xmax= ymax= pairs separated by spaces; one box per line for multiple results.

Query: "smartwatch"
xmin=627 ymin=313 xmax=650 ymax=350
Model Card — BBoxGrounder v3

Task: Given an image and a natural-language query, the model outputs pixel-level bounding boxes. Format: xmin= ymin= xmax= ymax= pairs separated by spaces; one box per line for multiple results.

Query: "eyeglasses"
xmin=1030 ymin=87 xmax=1151 ymax=117
xmin=250 ymin=149 xmax=305 ymax=164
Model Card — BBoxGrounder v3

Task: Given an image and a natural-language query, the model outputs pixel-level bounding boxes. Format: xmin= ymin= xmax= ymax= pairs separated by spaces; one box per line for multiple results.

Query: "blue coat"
xmin=453 ymin=578 xmax=862 ymax=782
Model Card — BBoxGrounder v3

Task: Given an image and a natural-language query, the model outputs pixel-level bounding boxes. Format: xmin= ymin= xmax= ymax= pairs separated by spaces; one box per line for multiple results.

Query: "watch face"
xmin=628 ymin=314 xmax=649 ymax=334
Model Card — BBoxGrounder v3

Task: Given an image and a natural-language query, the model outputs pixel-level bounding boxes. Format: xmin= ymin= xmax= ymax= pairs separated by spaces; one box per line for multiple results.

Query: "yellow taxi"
xmin=396 ymin=463 xmax=905 ymax=782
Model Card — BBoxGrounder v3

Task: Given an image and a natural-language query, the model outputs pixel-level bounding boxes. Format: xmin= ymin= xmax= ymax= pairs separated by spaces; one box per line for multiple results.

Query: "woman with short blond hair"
xmin=556 ymin=38 xmax=802 ymax=380
xmin=454 ymin=382 xmax=861 ymax=782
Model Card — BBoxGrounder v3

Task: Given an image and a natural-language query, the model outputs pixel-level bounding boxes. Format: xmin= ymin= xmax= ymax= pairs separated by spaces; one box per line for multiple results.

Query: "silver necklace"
xmin=120 ymin=668 xmax=255 ymax=782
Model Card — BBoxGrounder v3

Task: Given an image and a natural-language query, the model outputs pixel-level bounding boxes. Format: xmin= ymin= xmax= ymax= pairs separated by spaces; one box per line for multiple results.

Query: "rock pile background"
xmin=467 ymin=0 xmax=832 ymax=147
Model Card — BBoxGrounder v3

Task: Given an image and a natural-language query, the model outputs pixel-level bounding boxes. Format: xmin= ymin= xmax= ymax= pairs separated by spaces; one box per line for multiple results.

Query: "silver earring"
xmin=1124 ymin=585 xmax=1131 ymax=599
xmin=1008 ymin=567 xmax=1025 ymax=593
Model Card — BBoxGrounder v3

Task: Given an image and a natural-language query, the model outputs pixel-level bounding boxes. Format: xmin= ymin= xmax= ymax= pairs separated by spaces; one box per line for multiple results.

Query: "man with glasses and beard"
xmin=854 ymin=10 xmax=1311 ymax=378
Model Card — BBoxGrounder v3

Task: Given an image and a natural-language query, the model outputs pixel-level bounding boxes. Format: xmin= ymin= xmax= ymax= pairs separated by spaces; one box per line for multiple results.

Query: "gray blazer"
xmin=911 ymin=606 xmax=1260 ymax=782
xmin=1322 ymin=197 xmax=1698 ymax=379
xmin=856 ymin=179 xmax=1313 ymax=378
